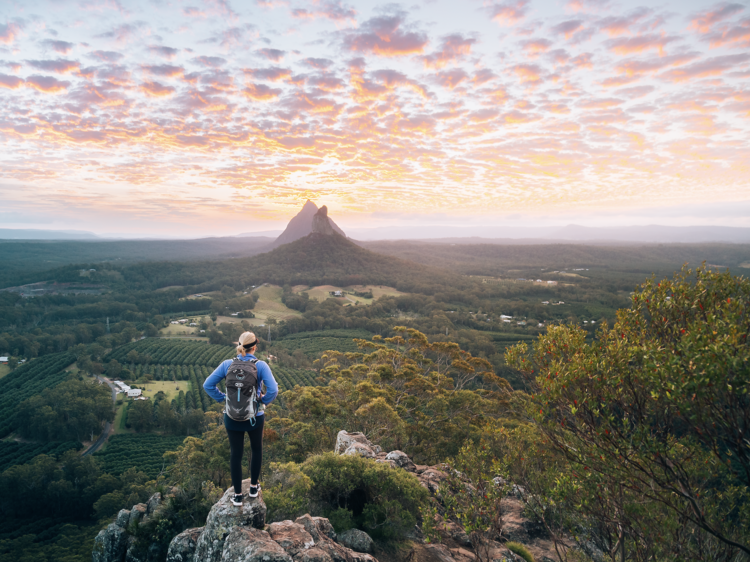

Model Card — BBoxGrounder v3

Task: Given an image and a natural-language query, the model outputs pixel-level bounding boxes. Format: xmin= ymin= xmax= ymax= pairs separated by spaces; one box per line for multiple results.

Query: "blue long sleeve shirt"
xmin=203 ymin=354 xmax=278 ymax=420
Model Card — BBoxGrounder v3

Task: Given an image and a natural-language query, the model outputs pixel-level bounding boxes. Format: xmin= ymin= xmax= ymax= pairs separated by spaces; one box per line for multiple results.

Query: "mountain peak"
xmin=273 ymin=202 xmax=345 ymax=247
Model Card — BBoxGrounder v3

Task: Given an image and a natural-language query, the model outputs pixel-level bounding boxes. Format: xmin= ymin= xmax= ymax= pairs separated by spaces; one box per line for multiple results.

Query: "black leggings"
xmin=226 ymin=416 xmax=264 ymax=494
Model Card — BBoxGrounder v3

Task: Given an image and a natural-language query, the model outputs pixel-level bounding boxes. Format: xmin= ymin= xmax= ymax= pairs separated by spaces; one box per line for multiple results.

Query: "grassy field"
xmin=140 ymin=380 xmax=191 ymax=401
xmin=0 ymin=365 xmax=10 ymax=380
xmin=160 ymin=323 xmax=201 ymax=336
xmin=293 ymin=284 xmax=407 ymax=305
xmin=113 ymin=402 xmax=130 ymax=433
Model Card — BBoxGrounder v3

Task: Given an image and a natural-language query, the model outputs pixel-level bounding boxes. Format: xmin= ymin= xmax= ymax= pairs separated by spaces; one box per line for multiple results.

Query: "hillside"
xmin=235 ymin=232 xmax=464 ymax=293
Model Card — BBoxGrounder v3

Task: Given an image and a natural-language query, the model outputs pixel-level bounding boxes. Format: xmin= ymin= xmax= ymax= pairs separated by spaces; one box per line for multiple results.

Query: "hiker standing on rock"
xmin=203 ymin=331 xmax=278 ymax=506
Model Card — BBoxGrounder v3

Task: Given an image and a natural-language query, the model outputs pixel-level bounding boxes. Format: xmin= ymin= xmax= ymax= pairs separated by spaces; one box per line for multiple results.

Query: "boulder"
xmin=417 ymin=467 xmax=448 ymax=495
xmin=334 ymin=431 xmax=371 ymax=454
xmin=337 ymin=529 xmax=374 ymax=554
xmin=93 ymin=523 xmax=129 ymax=562
xmin=128 ymin=503 xmax=147 ymax=528
xmin=115 ymin=509 xmax=131 ymax=528
xmin=384 ymin=451 xmax=416 ymax=472
xmin=294 ymin=514 xmax=337 ymax=543
xmin=147 ymin=492 xmax=162 ymax=515
xmin=166 ymin=527 xmax=203 ymax=562
xmin=221 ymin=527 xmax=293 ymax=562
xmin=194 ymin=479 xmax=267 ymax=562
xmin=268 ymin=520 xmax=316 ymax=556
xmin=342 ymin=442 xmax=376 ymax=459
xmin=294 ymin=547 xmax=334 ymax=562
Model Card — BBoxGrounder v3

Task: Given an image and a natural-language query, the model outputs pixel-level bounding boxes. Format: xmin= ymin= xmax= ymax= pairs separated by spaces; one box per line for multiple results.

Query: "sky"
xmin=0 ymin=0 xmax=749 ymax=237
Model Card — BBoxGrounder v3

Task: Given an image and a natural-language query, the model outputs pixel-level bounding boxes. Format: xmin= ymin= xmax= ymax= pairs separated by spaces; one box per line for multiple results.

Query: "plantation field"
xmin=274 ymin=329 xmax=372 ymax=357
xmin=139 ymin=380 xmax=192 ymax=402
xmin=0 ymin=364 xmax=9 ymax=379
xmin=93 ymin=434 xmax=186 ymax=477
xmin=0 ymin=441 xmax=82 ymax=472
xmin=159 ymin=323 xmax=202 ymax=336
xmin=293 ymin=284 xmax=407 ymax=304
xmin=0 ymin=353 xmax=75 ymax=438
xmin=271 ymin=366 xmax=323 ymax=391
xmin=106 ymin=338 xmax=234 ymax=366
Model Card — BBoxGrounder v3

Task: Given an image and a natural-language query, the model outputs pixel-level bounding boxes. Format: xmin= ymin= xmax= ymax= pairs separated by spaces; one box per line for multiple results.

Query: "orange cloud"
xmin=522 ymin=39 xmax=552 ymax=56
xmin=0 ymin=73 xmax=24 ymax=89
xmin=244 ymin=83 xmax=282 ymax=100
xmin=597 ymin=8 xmax=651 ymax=37
xmin=512 ymin=63 xmax=543 ymax=83
xmin=141 ymin=80 xmax=176 ymax=96
xmin=422 ymin=34 xmax=475 ymax=69
xmin=343 ymin=14 xmax=428 ymax=57
xmin=27 ymin=59 xmax=80 ymax=74
xmin=551 ymin=20 xmax=584 ymax=40
xmin=244 ymin=67 xmax=292 ymax=82
xmin=0 ymin=23 xmax=20 ymax=45
xmin=488 ymin=0 xmax=530 ymax=26
xmin=143 ymin=64 xmax=184 ymax=78
xmin=291 ymin=1 xmax=356 ymax=24
xmin=659 ymin=54 xmax=750 ymax=82
xmin=435 ymin=69 xmax=468 ymax=89
xmin=607 ymin=34 xmax=677 ymax=56
xmin=25 ymin=75 xmax=70 ymax=93
xmin=689 ymin=3 xmax=744 ymax=34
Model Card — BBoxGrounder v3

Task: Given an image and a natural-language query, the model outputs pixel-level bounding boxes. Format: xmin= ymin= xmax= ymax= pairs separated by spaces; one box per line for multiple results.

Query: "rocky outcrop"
xmin=93 ymin=522 xmax=129 ymax=562
xmin=166 ymin=527 xmax=203 ymax=562
xmin=194 ymin=479 xmax=268 ymax=562
xmin=311 ymin=207 xmax=336 ymax=236
xmin=222 ymin=527 xmax=293 ymax=562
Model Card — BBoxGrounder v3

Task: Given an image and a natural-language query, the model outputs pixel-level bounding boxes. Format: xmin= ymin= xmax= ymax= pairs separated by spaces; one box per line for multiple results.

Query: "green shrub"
xmin=505 ymin=542 xmax=534 ymax=562
xmin=265 ymin=452 xmax=428 ymax=539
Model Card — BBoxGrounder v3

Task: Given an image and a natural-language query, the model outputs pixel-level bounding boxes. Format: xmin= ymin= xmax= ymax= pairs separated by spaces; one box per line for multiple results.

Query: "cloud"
xmin=422 ymin=34 xmax=475 ymax=69
xmin=522 ymin=38 xmax=552 ymax=56
xmin=703 ymin=17 xmax=750 ymax=49
xmin=96 ymin=22 xmax=148 ymax=43
xmin=659 ymin=53 xmax=750 ymax=82
xmin=42 ymin=40 xmax=75 ymax=54
xmin=487 ymin=0 xmax=530 ymax=26
xmin=302 ymin=57 xmax=334 ymax=69
xmin=434 ymin=68 xmax=468 ymax=89
xmin=511 ymin=63 xmax=543 ymax=83
xmin=597 ymin=8 xmax=652 ymax=37
xmin=291 ymin=1 xmax=356 ymax=23
xmin=25 ymin=75 xmax=70 ymax=93
xmin=615 ymin=85 xmax=655 ymax=98
xmin=0 ymin=73 xmax=24 ymax=89
xmin=89 ymin=50 xmax=124 ymax=62
xmin=551 ymin=20 xmax=584 ymax=39
xmin=689 ymin=3 xmax=744 ymax=34
xmin=243 ymin=82 xmax=282 ymax=100
xmin=26 ymin=59 xmax=80 ymax=74
xmin=142 ymin=64 xmax=184 ymax=78
xmin=343 ymin=14 xmax=428 ymax=57
xmin=371 ymin=69 xmax=429 ymax=97
xmin=192 ymin=56 xmax=227 ymax=67
xmin=0 ymin=23 xmax=21 ymax=45
xmin=148 ymin=45 xmax=180 ymax=59
xmin=614 ymin=52 xmax=700 ymax=77
xmin=256 ymin=48 xmax=285 ymax=62
xmin=607 ymin=34 xmax=678 ymax=56
xmin=245 ymin=66 xmax=292 ymax=81
xmin=140 ymin=80 xmax=176 ymax=96
xmin=183 ymin=6 xmax=207 ymax=18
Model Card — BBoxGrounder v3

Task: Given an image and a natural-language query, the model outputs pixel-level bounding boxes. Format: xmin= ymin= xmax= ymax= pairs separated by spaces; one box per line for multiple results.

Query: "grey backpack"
xmin=225 ymin=358 xmax=261 ymax=422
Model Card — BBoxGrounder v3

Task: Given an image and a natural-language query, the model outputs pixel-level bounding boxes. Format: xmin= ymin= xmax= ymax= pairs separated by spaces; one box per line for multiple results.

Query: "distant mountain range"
xmin=3 ymin=216 xmax=750 ymax=244
xmin=0 ymin=229 xmax=100 ymax=240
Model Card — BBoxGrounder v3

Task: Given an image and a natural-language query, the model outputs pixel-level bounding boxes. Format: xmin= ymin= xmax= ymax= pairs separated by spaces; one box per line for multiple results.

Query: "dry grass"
xmin=139 ymin=380 xmax=191 ymax=402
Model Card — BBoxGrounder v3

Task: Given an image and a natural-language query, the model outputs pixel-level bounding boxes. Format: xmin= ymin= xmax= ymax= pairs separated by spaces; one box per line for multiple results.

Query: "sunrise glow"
xmin=1 ymin=0 xmax=749 ymax=236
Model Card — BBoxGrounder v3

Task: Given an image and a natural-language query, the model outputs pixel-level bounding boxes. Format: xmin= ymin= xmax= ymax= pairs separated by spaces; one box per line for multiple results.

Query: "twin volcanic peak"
xmin=273 ymin=200 xmax=346 ymax=247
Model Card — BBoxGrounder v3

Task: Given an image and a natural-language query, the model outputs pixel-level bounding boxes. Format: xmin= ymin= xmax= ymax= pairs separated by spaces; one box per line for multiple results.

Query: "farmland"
xmin=0 ymin=441 xmax=82 ymax=472
xmin=0 ymin=364 xmax=9 ymax=379
xmin=138 ymin=380 xmax=191 ymax=402
xmin=271 ymin=365 xmax=323 ymax=391
xmin=293 ymin=284 xmax=407 ymax=305
xmin=106 ymin=338 xmax=234 ymax=366
xmin=0 ymin=353 xmax=75 ymax=438
xmin=93 ymin=434 xmax=186 ymax=477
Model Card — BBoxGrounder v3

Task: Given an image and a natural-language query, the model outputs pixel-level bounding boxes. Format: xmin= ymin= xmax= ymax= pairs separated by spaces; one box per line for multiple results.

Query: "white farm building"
xmin=127 ymin=388 xmax=142 ymax=398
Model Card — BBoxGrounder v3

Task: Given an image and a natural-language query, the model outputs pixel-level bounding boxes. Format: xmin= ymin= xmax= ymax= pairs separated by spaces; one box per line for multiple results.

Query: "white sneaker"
xmin=232 ymin=493 xmax=243 ymax=506
xmin=248 ymin=484 xmax=260 ymax=498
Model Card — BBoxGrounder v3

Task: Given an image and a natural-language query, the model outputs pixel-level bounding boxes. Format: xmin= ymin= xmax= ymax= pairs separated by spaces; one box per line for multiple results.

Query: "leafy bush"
xmin=265 ymin=452 xmax=428 ymax=539
xmin=505 ymin=542 xmax=534 ymax=562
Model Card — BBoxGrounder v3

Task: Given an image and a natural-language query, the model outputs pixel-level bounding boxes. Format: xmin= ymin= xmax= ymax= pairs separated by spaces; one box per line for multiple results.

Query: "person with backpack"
xmin=203 ymin=331 xmax=278 ymax=505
